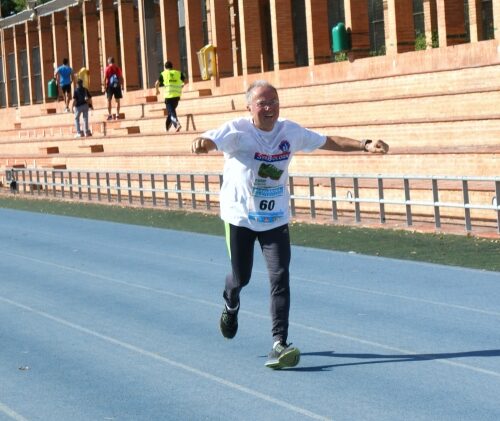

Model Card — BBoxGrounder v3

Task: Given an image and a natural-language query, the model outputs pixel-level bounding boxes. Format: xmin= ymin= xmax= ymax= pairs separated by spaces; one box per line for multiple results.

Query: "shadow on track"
xmin=281 ymin=349 xmax=500 ymax=372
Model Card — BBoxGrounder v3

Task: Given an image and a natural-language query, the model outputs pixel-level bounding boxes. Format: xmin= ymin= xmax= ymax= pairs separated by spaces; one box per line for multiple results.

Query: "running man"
xmin=191 ymin=80 xmax=389 ymax=369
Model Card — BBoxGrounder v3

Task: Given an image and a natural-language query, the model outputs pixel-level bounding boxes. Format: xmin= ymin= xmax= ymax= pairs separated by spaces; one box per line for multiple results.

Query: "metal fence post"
xmin=190 ymin=174 xmax=196 ymax=209
xmin=77 ymin=172 xmax=82 ymax=200
xmin=289 ymin=176 xmax=296 ymax=217
xmin=151 ymin=174 xmax=157 ymax=207
xmin=60 ymin=171 xmax=65 ymax=198
xmin=495 ymin=180 xmax=500 ymax=234
xmin=69 ymin=172 xmax=73 ymax=199
xmin=96 ymin=172 xmax=101 ymax=202
xmin=127 ymin=173 xmax=132 ymax=204
xmin=432 ymin=178 xmax=441 ymax=229
xmin=404 ymin=177 xmax=412 ymax=226
xmin=353 ymin=177 xmax=360 ymax=223
xmin=116 ymin=173 xmax=122 ymax=203
xmin=163 ymin=174 xmax=169 ymax=207
xmin=51 ymin=171 xmax=56 ymax=197
xmin=106 ymin=172 xmax=111 ymax=202
xmin=378 ymin=177 xmax=385 ymax=223
xmin=28 ymin=169 xmax=33 ymax=195
xmin=43 ymin=170 xmax=48 ymax=197
xmin=176 ymin=174 xmax=183 ymax=208
xmin=138 ymin=173 xmax=144 ymax=205
xmin=309 ymin=176 xmax=316 ymax=218
xmin=204 ymin=175 xmax=211 ymax=210
xmin=36 ymin=170 xmax=41 ymax=196
xmin=462 ymin=179 xmax=471 ymax=232
xmin=86 ymin=172 xmax=92 ymax=200
xmin=330 ymin=177 xmax=338 ymax=221
xmin=21 ymin=170 xmax=27 ymax=194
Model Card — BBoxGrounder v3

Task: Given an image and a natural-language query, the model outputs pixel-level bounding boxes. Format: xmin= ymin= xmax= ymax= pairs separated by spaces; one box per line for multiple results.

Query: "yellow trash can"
xmin=77 ymin=67 xmax=90 ymax=89
xmin=197 ymin=44 xmax=217 ymax=80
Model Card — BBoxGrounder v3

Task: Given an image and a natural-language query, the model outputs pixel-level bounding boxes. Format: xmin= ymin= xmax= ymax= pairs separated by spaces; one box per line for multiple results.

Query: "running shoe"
xmin=220 ymin=305 xmax=238 ymax=339
xmin=265 ymin=342 xmax=300 ymax=369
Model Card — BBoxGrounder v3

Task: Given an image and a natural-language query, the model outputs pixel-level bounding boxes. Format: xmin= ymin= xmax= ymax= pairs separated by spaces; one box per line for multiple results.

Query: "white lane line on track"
xmin=290 ymin=322 xmax=500 ymax=378
xmin=3 ymin=251 xmax=500 ymax=379
xmin=291 ymin=275 xmax=500 ymax=318
xmin=5 ymin=250 xmax=500 ymax=318
xmin=0 ymin=403 xmax=29 ymax=421
xmin=0 ymin=296 xmax=331 ymax=421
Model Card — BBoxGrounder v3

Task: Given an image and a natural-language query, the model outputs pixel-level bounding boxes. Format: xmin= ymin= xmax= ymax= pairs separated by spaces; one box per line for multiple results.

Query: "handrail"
xmin=4 ymin=168 xmax=500 ymax=235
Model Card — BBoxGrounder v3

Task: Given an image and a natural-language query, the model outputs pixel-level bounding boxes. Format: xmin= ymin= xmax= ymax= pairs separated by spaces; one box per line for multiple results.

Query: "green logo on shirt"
xmin=258 ymin=163 xmax=283 ymax=180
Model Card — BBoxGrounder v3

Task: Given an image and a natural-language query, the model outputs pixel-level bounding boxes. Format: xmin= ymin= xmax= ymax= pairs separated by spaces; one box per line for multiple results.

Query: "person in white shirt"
xmin=191 ymin=80 xmax=389 ymax=369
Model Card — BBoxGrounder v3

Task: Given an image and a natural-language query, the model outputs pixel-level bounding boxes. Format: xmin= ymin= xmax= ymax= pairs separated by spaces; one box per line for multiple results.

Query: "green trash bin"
xmin=332 ymin=22 xmax=349 ymax=53
xmin=47 ymin=78 xmax=58 ymax=99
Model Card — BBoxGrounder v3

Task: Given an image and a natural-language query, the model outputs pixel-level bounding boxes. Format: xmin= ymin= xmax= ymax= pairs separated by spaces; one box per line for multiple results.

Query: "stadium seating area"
xmin=0 ymin=41 xmax=499 ymax=235
xmin=1 ymin=62 xmax=498 ymax=176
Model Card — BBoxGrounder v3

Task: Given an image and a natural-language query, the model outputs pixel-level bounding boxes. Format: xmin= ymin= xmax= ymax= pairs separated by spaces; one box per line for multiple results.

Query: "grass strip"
xmin=1 ymin=196 xmax=498 ymax=272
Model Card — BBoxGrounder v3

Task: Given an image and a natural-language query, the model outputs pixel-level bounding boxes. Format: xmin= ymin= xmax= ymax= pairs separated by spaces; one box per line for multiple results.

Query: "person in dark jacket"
xmin=72 ymin=79 xmax=93 ymax=138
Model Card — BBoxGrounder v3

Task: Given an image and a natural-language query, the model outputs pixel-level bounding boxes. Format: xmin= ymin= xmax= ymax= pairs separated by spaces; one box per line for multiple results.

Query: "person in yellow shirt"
xmin=155 ymin=61 xmax=186 ymax=132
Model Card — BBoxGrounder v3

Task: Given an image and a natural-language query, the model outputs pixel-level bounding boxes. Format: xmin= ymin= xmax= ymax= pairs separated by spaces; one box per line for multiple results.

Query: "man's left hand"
xmin=366 ymin=139 xmax=389 ymax=154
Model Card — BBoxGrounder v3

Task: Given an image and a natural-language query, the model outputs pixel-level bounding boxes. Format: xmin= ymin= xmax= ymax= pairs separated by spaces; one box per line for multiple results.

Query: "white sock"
xmin=225 ymin=303 xmax=239 ymax=313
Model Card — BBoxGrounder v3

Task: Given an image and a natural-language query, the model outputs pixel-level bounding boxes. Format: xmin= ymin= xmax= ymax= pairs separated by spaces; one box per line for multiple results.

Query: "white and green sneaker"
xmin=265 ymin=342 xmax=300 ymax=369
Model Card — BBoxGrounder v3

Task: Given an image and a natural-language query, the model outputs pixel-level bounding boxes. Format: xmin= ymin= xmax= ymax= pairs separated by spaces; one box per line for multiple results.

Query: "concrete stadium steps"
xmin=310 ymin=117 xmax=500 ymax=148
xmin=4 ymin=67 xmax=498 ymax=146
xmin=0 ymin=133 xmax=187 ymax=156
xmin=280 ymin=90 xmax=500 ymax=126
xmin=6 ymin=63 xmax=500 ymax=128
xmin=15 ymin=104 xmax=146 ymax=130
xmin=2 ymin=112 xmax=499 ymax=152
xmin=0 ymin=140 xmax=64 ymax=156
xmin=2 ymin=64 xmax=499 ymax=187
xmin=5 ymin=121 xmax=498 ymax=160
xmin=1 ymin=127 xmax=498 ymax=178
xmin=148 ymin=90 xmax=500 ymax=135
xmin=280 ymin=64 xmax=500 ymax=105
xmin=14 ymin=148 xmax=495 ymax=179
xmin=149 ymin=64 xmax=500 ymax=116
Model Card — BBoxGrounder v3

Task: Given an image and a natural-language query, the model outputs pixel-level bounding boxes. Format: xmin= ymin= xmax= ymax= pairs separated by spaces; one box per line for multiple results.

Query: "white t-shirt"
xmin=202 ymin=117 xmax=326 ymax=231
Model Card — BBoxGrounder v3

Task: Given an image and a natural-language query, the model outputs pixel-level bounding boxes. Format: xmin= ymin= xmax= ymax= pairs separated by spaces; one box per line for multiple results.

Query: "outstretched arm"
xmin=320 ymin=136 xmax=389 ymax=154
xmin=191 ymin=137 xmax=217 ymax=154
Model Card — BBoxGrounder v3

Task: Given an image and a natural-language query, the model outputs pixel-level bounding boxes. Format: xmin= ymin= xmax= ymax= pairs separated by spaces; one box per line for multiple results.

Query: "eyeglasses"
xmin=254 ymin=99 xmax=279 ymax=109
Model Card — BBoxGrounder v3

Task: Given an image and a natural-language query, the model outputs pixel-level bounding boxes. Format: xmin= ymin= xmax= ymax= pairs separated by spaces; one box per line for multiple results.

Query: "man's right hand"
xmin=191 ymin=137 xmax=216 ymax=154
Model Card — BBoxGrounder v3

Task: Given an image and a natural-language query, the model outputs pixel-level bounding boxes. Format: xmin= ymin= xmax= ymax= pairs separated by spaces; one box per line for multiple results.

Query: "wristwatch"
xmin=361 ymin=139 xmax=373 ymax=152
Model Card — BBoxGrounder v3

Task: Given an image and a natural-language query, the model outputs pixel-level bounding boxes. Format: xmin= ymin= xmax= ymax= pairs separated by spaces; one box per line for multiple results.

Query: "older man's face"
xmin=247 ymin=86 xmax=280 ymax=132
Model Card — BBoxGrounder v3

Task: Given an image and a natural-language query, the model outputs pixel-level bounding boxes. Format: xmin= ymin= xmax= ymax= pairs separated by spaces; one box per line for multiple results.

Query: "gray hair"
xmin=245 ymin=80 xmax=278 ymax=105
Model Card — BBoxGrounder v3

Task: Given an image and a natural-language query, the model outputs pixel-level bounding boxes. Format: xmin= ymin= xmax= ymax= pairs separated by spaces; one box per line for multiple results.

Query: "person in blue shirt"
xmin=54 ymin=58 xmax=74 ymax=113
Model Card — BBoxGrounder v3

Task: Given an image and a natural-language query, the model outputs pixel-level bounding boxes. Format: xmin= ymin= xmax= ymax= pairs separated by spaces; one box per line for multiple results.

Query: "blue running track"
xmin=0 ymin=208 xmax=499 ymax=421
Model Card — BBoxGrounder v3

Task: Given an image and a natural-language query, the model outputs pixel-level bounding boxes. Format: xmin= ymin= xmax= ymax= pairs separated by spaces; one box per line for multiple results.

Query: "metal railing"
xmin=4 ymin=168 xmax=500 ymax=234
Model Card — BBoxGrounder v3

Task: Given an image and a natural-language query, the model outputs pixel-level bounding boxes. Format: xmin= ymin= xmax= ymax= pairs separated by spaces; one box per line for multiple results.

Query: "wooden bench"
xmin=78 ymin=144 xmax=104 ymax=153
xmin=184 ymin=89 xmax=212 ymax=98
xmin=111 ymin=126 xmax=141 ymax=135
xmin=41 ymin=107 xmax=57 ymax=115
xmin=141 ymin=95 xmax=158 ymax=103
xmin=39 ymin=146 xmax=60 ymax=155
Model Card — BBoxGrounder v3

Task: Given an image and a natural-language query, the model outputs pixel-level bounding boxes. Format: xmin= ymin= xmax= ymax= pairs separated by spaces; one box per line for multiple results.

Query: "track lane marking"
xmin=5 ymin=249 xmax=500 ymax=318
xmin=0 ymin=296 xmax=331 ymax=421
xmin=3 ymin=251 xmax=500 ymax=378
xmin=0 ymin=402 xmax=29 ymax=421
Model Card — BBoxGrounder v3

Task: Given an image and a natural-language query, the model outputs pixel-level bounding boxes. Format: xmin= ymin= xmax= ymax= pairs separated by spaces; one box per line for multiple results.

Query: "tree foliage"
xmin=1 ymin=0 xmax=50 ymax=17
